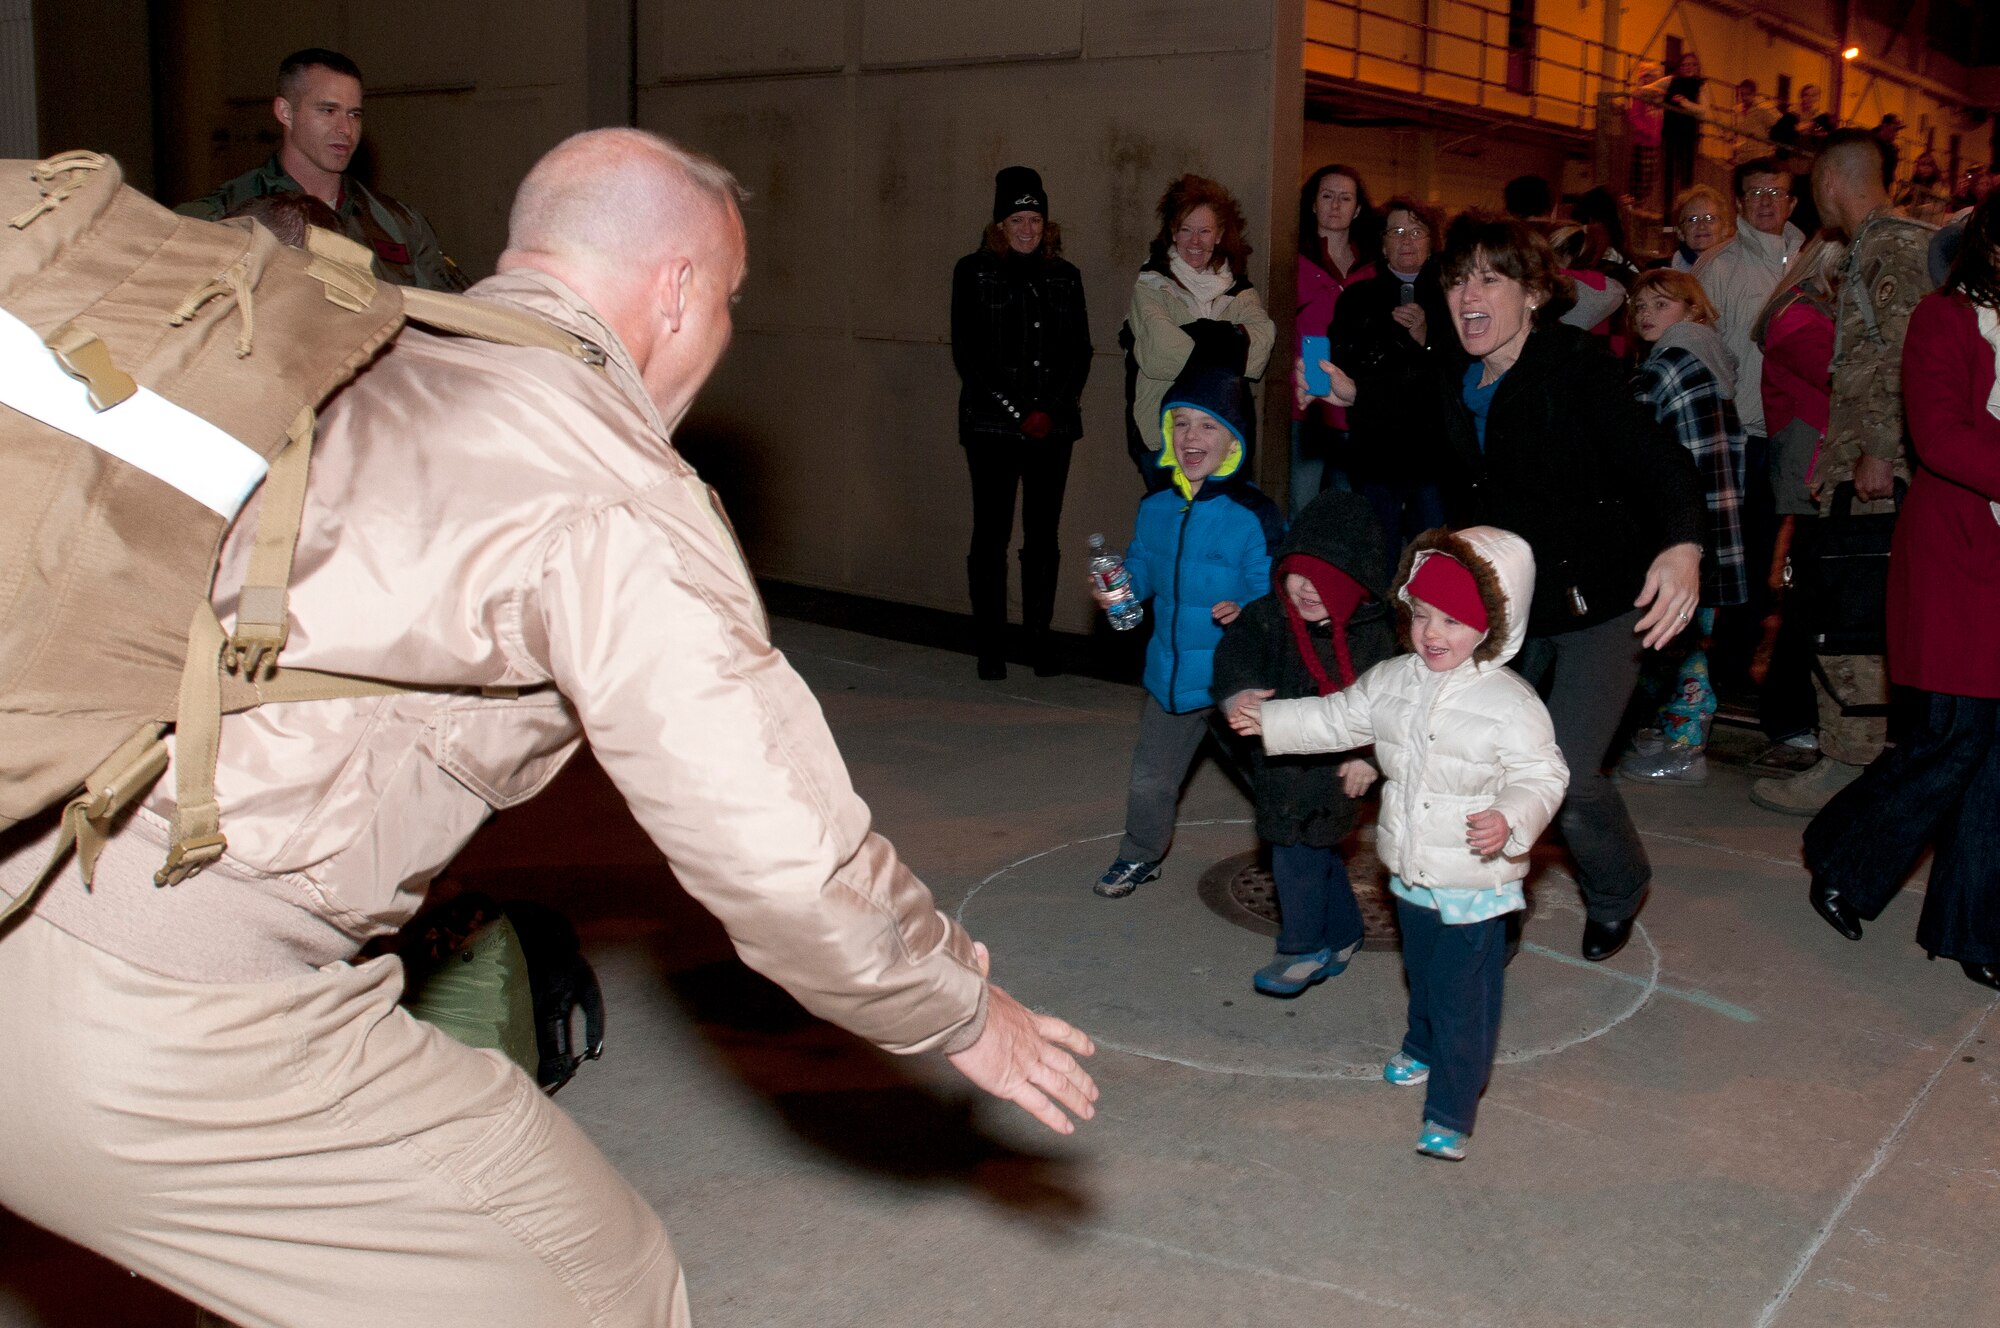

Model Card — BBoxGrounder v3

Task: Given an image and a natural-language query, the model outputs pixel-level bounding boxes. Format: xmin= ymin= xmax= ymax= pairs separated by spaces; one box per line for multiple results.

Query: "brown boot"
xmin=1749 ymin=756 xmax=1864 ymax=816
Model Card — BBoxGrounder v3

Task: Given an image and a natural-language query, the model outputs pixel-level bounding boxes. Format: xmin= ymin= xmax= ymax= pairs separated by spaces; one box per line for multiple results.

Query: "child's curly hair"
xmin=1148 ymin=174 xmax=1252 ymax=276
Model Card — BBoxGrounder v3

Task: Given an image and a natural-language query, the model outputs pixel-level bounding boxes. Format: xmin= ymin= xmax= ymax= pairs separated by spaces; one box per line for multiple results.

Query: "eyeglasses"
xmin=1678 ymin=213 xmax=1719 ymax=226
xmin=1385 ymin=225 xmax=1429 ymax=238
xmin=1742 ymin=187 xmax=1787 ymax=200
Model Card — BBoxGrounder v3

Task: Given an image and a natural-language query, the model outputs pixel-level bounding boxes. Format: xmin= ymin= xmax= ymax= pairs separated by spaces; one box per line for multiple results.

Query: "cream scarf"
xmin=1169 ymin=251 xmax=1236 ymax=316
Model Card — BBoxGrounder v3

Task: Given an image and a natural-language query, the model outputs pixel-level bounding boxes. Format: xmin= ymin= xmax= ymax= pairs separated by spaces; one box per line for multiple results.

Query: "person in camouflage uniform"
xmin=1752 ymin=131 xmax=1935 ymax=815
xmin=176 ymin=48 xmax=466 ymax=293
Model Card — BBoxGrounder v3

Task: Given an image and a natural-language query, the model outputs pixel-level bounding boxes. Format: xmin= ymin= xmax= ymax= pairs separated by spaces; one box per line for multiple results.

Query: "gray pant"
xmin=1119 ymin=694 xmax=1235 ymax=863
xmin=1511 ymin=609 xmax=1653 ymax=923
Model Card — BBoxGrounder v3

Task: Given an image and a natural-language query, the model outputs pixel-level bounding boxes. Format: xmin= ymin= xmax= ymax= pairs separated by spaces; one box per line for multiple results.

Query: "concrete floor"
xmin=3 ymin=616 xmax=1997 ymax=1327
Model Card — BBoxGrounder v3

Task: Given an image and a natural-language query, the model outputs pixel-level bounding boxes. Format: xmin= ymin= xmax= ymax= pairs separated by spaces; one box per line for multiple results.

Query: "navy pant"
xmin=1271 ymin=842 xmax=1363 ymax=957
xmin=1396 ymin=898 xmax=1507 ymax=1135
xmin=1804 ymin=691 xmax=2000 ymax=965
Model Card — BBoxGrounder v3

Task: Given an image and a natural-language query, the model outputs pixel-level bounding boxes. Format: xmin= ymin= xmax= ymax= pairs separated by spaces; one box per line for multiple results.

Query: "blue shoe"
xmin=1253 ymin=946 xmax=1338 ymax=996
xmin=1094 ymin=858 xmax=1161 ymax=898
xmin=1383 ymin=1052 xmax=1430 ymax=1086
xmin=1416 ymin=1122 xmax=1468 ymax=1161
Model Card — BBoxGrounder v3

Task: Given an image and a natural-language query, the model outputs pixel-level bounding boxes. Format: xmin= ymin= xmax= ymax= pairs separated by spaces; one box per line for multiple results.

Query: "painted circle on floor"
xmin=956 ymin=821 xmax=1658 ymax=1080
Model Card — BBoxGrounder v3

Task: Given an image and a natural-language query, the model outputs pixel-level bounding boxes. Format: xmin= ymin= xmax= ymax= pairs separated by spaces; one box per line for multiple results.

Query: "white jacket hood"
xmin=1393 ymin=526 xmax=1537 ymax=670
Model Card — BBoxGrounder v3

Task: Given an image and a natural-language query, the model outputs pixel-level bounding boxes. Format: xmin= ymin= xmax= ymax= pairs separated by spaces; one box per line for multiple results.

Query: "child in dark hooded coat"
xmin=1212 ymin=490 xmax=1400 ymax=995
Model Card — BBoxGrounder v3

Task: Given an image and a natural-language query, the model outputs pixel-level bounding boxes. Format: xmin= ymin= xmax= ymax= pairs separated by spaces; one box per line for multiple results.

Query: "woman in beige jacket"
xmin=1122 ymin=174 xmax=1276 ymax=488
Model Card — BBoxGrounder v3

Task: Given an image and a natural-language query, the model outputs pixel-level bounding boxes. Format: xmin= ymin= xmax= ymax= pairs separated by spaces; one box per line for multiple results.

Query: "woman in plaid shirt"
xmin=1619 ymin=269 xmax=1748 ymax=785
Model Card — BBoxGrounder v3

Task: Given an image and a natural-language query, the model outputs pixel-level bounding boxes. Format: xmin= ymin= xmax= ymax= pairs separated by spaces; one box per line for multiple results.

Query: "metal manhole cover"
xmin=1197 ymin=842 xmax=1402 ymax=949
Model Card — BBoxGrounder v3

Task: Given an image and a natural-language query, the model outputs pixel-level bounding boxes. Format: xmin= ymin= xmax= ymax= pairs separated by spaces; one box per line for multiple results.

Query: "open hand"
xmin=1466 ymin=809 xmax=1511 ymax=856
xmin=1633 ymin=542 xmax=1702 ymax=650
xmin=1225 ymin=687 xmax=1275 ymax=736
xmin=946 ymin=943 xmax=1098 ymax=1135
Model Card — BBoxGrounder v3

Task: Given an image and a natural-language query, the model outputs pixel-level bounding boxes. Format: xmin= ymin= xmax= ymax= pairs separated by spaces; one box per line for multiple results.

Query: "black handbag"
xmin=1803 ymin=480 xmax=1904 ymax=657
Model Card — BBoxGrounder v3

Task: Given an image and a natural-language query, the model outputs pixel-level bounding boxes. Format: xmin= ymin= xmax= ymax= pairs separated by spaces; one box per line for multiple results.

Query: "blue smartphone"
xmin=1301 ymin=335 xmax=1332 ymax=396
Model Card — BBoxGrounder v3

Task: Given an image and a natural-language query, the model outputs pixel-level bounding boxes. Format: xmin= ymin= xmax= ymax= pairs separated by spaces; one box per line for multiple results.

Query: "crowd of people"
xmin=955 ymin=124 xmax=1999 ymax=1159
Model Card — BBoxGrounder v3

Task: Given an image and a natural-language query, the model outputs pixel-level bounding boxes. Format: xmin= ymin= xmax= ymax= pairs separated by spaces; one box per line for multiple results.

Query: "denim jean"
xmin=1271 ymin=842 xmax=1363 ymax=956
xmin=1396 ymin=898 xmax=1507 ymax=1135
xmin=1805 ymin=691 xmax=2000 ymax=964
xmin=1511 ymin=609 xmax=1653 ymax=922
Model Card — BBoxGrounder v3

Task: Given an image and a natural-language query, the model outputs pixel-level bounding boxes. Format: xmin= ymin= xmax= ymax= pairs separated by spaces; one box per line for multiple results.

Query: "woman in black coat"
xmin=1301 ymin=213 xmax=1707 ymax=963
xmin=951 ymin=166 xmax=1093 ymax=680
xmin=1327 ymin=194 xmax=1454 ymax=569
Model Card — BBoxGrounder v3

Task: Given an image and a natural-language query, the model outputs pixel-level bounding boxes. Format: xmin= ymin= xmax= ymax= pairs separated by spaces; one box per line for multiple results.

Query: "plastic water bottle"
xmin=1087 ymin=533 xmax=1145 ymax=631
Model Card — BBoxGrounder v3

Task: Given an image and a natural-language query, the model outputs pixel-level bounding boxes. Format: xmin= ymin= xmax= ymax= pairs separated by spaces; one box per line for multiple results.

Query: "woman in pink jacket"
xmin=1804 ymin=194 xmax=2000 ymax=990
xmin=1292 ymin=164 xmax=1378 ymax=514
xmin=1748 ymin=233 xmax=1845 ymax=750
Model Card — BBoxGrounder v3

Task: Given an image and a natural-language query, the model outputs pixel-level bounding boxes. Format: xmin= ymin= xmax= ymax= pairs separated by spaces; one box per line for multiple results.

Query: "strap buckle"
xmin=155 ymin=834 xmax=227 ymax=888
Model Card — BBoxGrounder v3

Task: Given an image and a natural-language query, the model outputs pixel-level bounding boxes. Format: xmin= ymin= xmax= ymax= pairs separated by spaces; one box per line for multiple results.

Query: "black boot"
xmin=967 ymin=552 xmax=1008 ymax=680
xmin=1809 ymin=876 xmax=1864 ymax=941
xmin=1020 ymin=549 xmax=1062 ymax=677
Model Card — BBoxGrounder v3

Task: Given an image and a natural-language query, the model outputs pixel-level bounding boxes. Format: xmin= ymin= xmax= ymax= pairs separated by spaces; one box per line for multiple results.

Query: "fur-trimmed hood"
xmin=1391 ymin=526 xmax=1537 ymax=669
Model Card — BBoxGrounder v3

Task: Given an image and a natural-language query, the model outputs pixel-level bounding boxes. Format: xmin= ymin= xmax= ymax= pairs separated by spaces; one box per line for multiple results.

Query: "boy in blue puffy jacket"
xmin=1092 ymin=364 xmax=1285 ymax=898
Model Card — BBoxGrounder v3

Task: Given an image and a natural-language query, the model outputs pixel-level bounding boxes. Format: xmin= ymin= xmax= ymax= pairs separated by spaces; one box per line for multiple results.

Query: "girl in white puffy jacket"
xmin=1225 ymin=526 xmax=1568 ymax=1160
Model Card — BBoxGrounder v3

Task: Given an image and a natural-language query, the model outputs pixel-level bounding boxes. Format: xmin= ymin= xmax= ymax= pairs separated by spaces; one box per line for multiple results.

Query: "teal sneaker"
xmin=1416 ymin=1122 xmax=1468 ymax=1161
xmin=1383 ymin=1052 xmax=1430 ymax=1086
xmin=1093 ymin=858 xmax=1161 ymax=899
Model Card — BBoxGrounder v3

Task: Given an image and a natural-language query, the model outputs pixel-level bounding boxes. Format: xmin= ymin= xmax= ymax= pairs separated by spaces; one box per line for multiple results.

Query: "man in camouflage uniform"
xmin=1752 ymin=130 xmax=1935 ymax=816
xmin=176 ymin=48 xmax=466 ymax=292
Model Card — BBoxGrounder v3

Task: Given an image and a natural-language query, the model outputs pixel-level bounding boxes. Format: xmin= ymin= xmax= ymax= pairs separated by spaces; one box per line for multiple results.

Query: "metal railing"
xmin=1305 ymin=0 xmax=1632 ymax=132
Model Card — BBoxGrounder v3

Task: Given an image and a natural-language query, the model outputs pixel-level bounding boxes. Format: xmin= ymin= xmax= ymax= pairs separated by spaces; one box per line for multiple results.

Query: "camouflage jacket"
xmin=175 ymin=157 xmax=467 ymax=292
xmin=1819 ymin=207 xmax=1936 ymax=511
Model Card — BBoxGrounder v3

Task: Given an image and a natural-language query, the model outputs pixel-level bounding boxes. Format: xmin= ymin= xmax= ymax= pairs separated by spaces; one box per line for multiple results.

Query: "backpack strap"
xmin=0 ymin=723 xmax=169 ymax=931
xmin=400 ymin=286 xmax=606 ymax=366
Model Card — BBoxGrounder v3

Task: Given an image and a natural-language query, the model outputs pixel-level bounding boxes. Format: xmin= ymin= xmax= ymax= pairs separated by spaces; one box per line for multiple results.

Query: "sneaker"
xmin=1252 ymin=945 xmax=1348 ymax=997
xmin=1618 ymin=743 xmax=1710 ymax=785
xmin=1749 ymin=757 xmax=1865 ymax=817
xmin=1093 ymin=858 xmax=1161 ymax=898
xmin=1416 ymin=1122 xmax=1468 ymax=1161
xmin=1383 ymin=1052 xmax=1430 ymax=1086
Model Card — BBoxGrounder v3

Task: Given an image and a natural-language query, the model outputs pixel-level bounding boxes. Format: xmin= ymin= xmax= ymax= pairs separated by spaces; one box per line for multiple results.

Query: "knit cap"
xmin=992 ymin=166 xmax=1048 ymax=222
xmin=1406 ymin=553 xmax=1489 ymax=632
xmin=1277 ymin=554 xmax=1369 ymax=694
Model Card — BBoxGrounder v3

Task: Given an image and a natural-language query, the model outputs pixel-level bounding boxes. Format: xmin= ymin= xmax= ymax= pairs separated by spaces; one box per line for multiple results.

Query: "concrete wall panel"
xmin=638 ymin=76 xmax=853 ymax=335
xmin=1083 ymin=0 xmax=1270 ymax=59
xmin=360 ymin=88 xmax=584 ymax=276
xmin=674 ymin=331 xmax=856 ymax=587
xmin=638 ymin=4 xmax=847 ymax=83
xmin=852 ymin=51 xmax=1278 ymax=345
xmin=859 ymin=0 xmax=1081 ymax=67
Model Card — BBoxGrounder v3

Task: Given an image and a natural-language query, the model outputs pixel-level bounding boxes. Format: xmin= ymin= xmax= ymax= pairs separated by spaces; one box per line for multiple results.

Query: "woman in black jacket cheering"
xmin=1300 ymin=213 xmax=1706 ymax=962
xmin=951 ymin=167 xmax=1093 ymax=679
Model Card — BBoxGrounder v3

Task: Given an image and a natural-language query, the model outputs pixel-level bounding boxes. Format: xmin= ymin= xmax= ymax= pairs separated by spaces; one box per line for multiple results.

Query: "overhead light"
xmin=1842 ymin=46 xmax=1860 ymax=60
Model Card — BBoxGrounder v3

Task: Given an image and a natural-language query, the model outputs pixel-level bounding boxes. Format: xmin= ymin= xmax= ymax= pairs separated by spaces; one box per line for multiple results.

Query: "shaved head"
xmin=1812 ymin=130 xmax=1890 ymax=236
xmin=499 ymin=129 xmax=750 ymax=427
xmin=504 ymin=128 xmax=744 ymax=275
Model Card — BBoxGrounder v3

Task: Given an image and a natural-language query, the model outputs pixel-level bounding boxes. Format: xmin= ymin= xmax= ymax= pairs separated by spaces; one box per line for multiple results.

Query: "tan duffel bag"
xmin=0 ymin=152 xmax=598 ymax=925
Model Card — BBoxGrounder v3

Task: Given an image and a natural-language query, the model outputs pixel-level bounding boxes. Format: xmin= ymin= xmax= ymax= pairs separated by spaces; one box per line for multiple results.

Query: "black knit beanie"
xmin=992 ymin=166 xmax=1048 ymax=222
